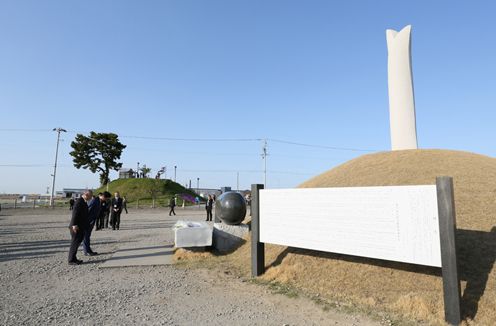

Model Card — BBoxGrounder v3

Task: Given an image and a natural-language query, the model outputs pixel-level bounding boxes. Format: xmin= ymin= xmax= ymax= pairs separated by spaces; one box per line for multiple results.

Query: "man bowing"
xmin=68 ymin=190 xmax=92 ymax=265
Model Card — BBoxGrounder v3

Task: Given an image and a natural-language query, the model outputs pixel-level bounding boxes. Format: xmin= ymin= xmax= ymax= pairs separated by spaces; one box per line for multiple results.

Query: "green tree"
xmin=140 ymin=165 xmax=151 ymax=178
xmin=70 ymin=132 xmax=127 ymax=186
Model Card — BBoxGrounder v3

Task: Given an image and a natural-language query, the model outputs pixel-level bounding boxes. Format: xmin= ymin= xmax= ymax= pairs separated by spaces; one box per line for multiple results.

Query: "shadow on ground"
xmin=0 ymin=239 xmax=135 ymax=262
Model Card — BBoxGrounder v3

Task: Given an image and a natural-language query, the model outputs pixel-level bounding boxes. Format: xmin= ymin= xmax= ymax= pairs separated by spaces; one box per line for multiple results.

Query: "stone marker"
xmin=174 ymin=220 xmax=213 ymax=248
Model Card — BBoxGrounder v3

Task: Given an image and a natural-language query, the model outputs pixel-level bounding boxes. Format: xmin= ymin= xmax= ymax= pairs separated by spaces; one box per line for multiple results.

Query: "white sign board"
xmin=259 ymin=186 xmax=441 ymax=267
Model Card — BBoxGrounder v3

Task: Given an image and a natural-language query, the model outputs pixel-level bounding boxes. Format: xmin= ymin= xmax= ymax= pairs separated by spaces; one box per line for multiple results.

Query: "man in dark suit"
xmin=169 ymin=196 xmax=176 ymax=216
xmin=83 ymin=191 xmax=111 ymax=255
xmin=205 ymin=195 xmax=213 ymax=221
xmin=103 ymin=198 xmax=111 ymax=228
xmin=68 ymin=190 xmax=92 ymax=265
xmin=110 ymin=192 xmax=123 ymax=230
xmin=96 ymin=193 xmax=110 ymax=230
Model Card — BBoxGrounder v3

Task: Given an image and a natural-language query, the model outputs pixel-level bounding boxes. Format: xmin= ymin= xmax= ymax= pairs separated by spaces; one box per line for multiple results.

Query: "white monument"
xmin=386 ymin=25 xmax=418 ymax=150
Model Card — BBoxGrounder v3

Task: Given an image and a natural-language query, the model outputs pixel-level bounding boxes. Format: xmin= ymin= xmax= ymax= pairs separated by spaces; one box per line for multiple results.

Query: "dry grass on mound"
xmin=181 ymin=150 xmax=496 ymax=325
xmin=174 ymin=248 xmax=214 ymax=262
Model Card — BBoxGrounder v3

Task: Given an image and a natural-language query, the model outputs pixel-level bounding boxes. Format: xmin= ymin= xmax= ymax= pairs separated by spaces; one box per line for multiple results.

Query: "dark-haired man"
xmin=68 ymin=190 xmax=92 ymax=265
xmin=83 ymin=191 xmax=111 ymax=256
xmin=111 ymin=192 xmax=123 ymax=230
xmin=96 ymin=192 xmax=110 ymax=230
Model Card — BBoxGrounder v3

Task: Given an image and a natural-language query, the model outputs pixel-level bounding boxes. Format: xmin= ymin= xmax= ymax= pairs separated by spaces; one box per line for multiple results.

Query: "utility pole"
xmin=174 ymin=165 xmax=177 ymax=182
xmin=50 ymin=128 xmax=66 ymax=208
xmin=261 ymin=139 xmax=268 ymax=188
xmin=197 ymin=177 xmax=200 ymax=193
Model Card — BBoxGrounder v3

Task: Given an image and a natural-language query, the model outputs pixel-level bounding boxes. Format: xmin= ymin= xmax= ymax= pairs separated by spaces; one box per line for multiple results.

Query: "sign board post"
xmin=251 ymin=184 xmax=265 ymax=277
xmin=436 ymin=177 xmax=461 ymax=325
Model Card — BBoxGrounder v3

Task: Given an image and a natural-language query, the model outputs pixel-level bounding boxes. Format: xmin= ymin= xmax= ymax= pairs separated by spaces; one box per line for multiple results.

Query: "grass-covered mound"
xmin=96 ymin=178 xmax=199 ymax=206
xmin=211 ymin=150 xmax=496 ymax=325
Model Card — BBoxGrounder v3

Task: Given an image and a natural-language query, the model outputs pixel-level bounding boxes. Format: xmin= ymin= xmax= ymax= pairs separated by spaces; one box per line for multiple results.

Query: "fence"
xmin=0 ymin=198 xmax=67 ymax=209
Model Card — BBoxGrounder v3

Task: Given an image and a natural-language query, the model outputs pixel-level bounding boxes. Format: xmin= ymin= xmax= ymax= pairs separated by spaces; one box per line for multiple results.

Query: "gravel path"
xmin=0 ymin=208 xmax=380 ymax=326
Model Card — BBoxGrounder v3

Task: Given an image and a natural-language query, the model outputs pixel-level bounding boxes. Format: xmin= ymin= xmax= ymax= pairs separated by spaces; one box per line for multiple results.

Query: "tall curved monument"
xmin=386 ymin=25 xmax=418 ymax=150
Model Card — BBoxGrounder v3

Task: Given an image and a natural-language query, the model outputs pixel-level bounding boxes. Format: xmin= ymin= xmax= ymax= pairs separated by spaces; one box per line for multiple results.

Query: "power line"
xmin=122 ymin=135 xmax=263 ymax=142
xmin=268 ymin=138 xmax=381 ymax=152
xmin=0 ymin=164 xmax=51 ymax=167
xmin=0 ymin=164 xmax=72 ymax=167
xmin=178 ymin=168 xmax=314 ymax=175
xmin=0 ymin=128 xmax=52 ymax=132
xmin=64 ymin=130 xmax=262 ymax=142
xmin=0 ymin=128 xmax=381 ymax=151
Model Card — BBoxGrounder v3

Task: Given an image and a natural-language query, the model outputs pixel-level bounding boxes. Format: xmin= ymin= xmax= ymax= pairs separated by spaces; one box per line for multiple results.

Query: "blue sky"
xmin=1 ymin=1 xmax=495 ymax=194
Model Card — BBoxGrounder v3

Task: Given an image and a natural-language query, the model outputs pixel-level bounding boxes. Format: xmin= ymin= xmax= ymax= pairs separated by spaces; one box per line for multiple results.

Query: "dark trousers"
xmin=111 ymin=211 xmax=121 ymax=230
xmin=96 ymin=215 xmax=104 ymax=230
xmin=169 ymin=206 xmax=176 ymax=216
xmin=104 ymin=212 xmax=110 ymax=228
xmin=82 ymin=223 xmax=94 ymax=254
xmin=68 ymin=229 xmax=84 ymax=262
xmin=206 ymin=208 xmax=212 ymax=221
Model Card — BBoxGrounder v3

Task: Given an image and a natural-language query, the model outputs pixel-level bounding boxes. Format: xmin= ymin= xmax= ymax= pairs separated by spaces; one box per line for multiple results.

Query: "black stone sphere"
xmin=215 ymin=192 xmax=247 ymax=225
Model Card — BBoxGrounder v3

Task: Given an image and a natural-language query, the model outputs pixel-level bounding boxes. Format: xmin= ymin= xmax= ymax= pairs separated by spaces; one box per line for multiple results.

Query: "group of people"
xmin=68 ymin=190 xmax=127 ymax=265
xmin=167 ymin=194 xmax=215 ymax=221
xmin=95 ymin=193 xmax=127 ymax=230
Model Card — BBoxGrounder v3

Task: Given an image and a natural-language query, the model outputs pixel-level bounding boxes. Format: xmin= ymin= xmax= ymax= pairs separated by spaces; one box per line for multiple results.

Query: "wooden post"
xmin=14 ymin=198 xmax=17 ymax=209
xmin=251 ymin=184 xmax=265 ymax=277
xmin=436 ymin=176 xmax=461 ymax=325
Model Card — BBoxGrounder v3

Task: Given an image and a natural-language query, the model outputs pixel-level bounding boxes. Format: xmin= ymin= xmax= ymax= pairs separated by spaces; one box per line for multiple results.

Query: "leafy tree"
xmin=140 ymin=165 xmax=151 ymax=178
xmin=70 ymin=132 xmax=126 ymax=186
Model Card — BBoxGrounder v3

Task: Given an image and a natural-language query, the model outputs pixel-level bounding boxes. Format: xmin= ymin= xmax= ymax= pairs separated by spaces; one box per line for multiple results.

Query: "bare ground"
xmin=0 ymin=207 xmax=381 ymax=326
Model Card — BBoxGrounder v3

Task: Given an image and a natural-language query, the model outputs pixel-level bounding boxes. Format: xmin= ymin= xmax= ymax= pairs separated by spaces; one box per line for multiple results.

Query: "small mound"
xmin=300 ymin=149 xmax=496 ymax=231
xmin=229 ymin=149 xmax=496 ymax=324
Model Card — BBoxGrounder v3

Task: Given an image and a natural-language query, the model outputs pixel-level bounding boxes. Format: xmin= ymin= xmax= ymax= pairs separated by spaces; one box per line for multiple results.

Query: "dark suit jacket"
xmin=87 ymin=197 xmax=101 ymax=224
xmin=111 ymin=197 xmax=123 ymax=213
xmin=69 ymin=197 xmax=89 ymax=230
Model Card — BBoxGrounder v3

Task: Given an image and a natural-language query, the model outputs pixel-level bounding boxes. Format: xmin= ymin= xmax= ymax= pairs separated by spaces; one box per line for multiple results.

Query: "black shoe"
xmin=68 ymin=260 xmax=82 ymax=265
xmin=84 ymin=252 xmax=98 ymax=256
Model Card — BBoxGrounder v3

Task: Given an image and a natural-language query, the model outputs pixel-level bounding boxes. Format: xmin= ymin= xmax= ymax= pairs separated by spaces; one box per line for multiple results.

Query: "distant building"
xmin=191 ymin=186 xmax=239 ymax=198
xmin=220 ymin=186 xmax=232 ymax=193
xmin=57 ymin=188 xmax=86 ymax=198
xmin=192 ymin=188 xmax=222 ymax=198
xmin=119 ymin=168 xmax=135 ymax=179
